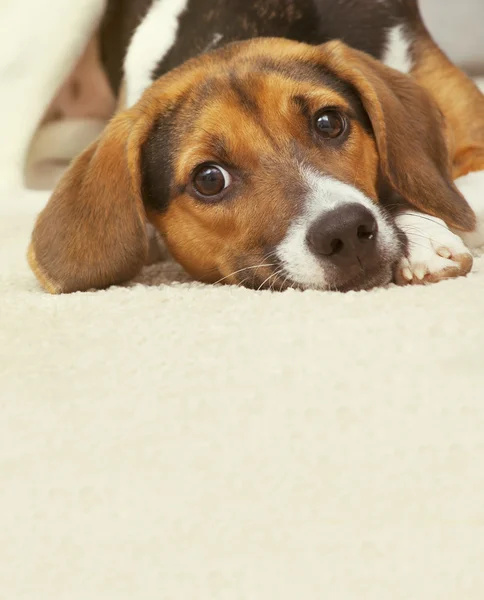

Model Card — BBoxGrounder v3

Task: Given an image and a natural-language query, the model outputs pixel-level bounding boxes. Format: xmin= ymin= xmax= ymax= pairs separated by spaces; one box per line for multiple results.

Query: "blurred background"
xmin=421 ymin=0 xmax=484 ymax=74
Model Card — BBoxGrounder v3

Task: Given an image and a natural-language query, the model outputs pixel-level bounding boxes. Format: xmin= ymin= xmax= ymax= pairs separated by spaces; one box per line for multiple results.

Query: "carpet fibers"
xmin=2 ymin=179 xmax=484 ymax=597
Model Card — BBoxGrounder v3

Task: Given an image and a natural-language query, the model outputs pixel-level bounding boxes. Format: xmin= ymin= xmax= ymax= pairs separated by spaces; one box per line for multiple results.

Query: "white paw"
xmin=394 ymin=211 xmax=473 ymax=286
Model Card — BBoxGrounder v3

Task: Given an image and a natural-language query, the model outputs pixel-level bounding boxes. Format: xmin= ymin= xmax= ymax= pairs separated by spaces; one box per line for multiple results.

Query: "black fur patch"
xmin=100 ymin=1 xmax=422 ymax=94
xmin=152 ymin=0 xmax=418 ymax=81
xmin=229 ymin=72 xmax=260 ymax=116
xmin=141 ymin=102 xmax=183 ymax=213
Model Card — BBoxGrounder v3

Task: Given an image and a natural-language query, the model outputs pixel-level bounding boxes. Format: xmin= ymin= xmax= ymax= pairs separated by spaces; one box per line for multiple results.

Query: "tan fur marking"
xmin=27 ymin=244 xmax=62 ymax=294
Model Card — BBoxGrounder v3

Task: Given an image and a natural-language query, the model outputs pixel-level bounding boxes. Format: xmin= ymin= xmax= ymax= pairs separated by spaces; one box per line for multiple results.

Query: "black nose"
xmin=306 ymin=204 xmax=378 ymax=268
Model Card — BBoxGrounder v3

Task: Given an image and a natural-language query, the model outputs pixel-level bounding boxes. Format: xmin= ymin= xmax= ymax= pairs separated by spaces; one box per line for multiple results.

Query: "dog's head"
xmin=28 ymin=38 xmax=475 ymax=293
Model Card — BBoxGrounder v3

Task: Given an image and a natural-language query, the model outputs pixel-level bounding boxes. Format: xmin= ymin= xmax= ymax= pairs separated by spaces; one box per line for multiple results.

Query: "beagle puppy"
xmin=28 ymin=0 xmax=484 ymax=293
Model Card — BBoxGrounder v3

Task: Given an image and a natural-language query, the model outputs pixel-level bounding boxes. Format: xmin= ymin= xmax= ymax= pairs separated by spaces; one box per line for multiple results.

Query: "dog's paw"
xmin=394 ymin=211 xmax=473 ymax=286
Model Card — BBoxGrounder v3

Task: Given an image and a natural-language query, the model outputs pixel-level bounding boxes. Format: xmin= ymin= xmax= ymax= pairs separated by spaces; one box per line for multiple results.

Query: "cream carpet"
xmin=2 ymin=174 xmax=484 ymax=597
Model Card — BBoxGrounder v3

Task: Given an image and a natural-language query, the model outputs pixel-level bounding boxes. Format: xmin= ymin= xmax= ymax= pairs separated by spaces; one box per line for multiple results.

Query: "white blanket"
xmin=1 ymin=3 xmax=484 ymax=597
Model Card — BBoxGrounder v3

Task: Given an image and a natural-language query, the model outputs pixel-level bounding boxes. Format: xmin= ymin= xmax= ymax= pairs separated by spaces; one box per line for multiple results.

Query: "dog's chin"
xmin=328 ymin=264 xmax=394 ymax=292
xmin=280 ymin=262 xmax=395 ymax=293
xmin=225 ymin=255 xmax=398 ymax=292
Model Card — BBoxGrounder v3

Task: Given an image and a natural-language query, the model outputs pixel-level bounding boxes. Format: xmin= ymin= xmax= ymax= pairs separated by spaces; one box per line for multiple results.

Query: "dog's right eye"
xmin=192 ymin=164 xmax=231 ymax=198
xmin=314 ymin=109 xmax=347 ymax=140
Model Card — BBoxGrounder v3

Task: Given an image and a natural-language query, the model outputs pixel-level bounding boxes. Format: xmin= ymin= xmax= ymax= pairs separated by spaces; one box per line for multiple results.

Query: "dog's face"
xmin=29 ymin=39 xmax=475 ymax=294
xmin=143 ymin=43 xmax=393 ymax=292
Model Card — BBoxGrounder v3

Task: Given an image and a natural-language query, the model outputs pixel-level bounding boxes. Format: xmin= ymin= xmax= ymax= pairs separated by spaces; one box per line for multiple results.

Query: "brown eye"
xmin=193 ymin=164 xmax=231 ymax=198
xmin=314 ymin=109 xmax=347 ymax=139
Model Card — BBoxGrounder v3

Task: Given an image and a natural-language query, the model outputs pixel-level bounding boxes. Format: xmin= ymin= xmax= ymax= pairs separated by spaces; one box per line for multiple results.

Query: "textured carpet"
xmin=2 ymin=174 xmax=484 ymax=597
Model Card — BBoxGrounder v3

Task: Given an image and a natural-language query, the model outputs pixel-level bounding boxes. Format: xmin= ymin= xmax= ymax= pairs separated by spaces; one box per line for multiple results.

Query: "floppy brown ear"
xmin=28 ymin=110 xmax=151 ymax=293
xmin=319 ymin=41 xmax=476 ymax=231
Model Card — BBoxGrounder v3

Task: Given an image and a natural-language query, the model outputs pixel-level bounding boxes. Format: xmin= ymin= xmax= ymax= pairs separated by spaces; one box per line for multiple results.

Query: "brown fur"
xmin=28 ymin=37 xmax=484 ymax=293
xmin=410 ymin=35 xmax=484 ymax=180
xmin=29 ymin=110 xmax=152 ymax=293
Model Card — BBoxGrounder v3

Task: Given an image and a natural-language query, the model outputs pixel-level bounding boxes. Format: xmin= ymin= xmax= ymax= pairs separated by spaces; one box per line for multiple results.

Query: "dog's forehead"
xmin=150 ymin=44 xmax=356 ymax=171
xmin=180 ymin=73 xmax=348 ymax=163
xmin=145 ymin=38 xmax=347 ymax=113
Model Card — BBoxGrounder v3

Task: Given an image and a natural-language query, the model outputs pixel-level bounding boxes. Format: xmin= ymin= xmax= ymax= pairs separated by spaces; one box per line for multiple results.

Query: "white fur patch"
xmin=382 ymin=24 xmax=413 ymax=74
xmin=395 ymin=211 xmax=472 ymax=283
xmin=203 ymin=33 xmax=224 ymax=53
xmin=124 ymin=0 xmax=189 ymax=107
xmin=276 ymin=171 xmax=398 ymax=289
xmin=454 ymin=170 xmax=484 ymax=250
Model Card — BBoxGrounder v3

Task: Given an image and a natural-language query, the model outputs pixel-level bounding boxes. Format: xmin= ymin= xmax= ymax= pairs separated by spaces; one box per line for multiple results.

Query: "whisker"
xmin=352 ymin=158 xmax=362 ymax=189
xmin=258 ymin=269 xmax=282 ymax=291
xmin=400 ymin=227 xmax=453 ymax=249
xmin=237 ymin=276 xmax=252 ymax=288
xmin=269 ymin=269 xmax=285 ymax=291
xmin=406 ymin=241 xmax=434 ymax=251
xmin=214 ymin=263 xmax=276 ymax=285
xmin=279 ymin=273 xmax=290 ymax=292
xmin=400 ymin=212 xmax=450 ymax=231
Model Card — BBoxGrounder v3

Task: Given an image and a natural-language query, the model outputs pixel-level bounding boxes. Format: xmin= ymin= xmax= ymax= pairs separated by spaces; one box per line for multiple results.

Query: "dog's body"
xmin=100 ymin=0 xmax=422 ymax=106
xmin=29 ymin=0 xmax=484 ymax=293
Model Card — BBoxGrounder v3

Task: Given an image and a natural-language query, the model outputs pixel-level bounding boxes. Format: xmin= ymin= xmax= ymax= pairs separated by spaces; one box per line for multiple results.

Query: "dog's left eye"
xmin=193 ymin=165 xmax=231 ymax=198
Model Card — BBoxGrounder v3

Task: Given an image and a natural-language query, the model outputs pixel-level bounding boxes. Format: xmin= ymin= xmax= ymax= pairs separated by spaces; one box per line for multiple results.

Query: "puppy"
xmin=28 ymin=0 xmax=484 ymax=293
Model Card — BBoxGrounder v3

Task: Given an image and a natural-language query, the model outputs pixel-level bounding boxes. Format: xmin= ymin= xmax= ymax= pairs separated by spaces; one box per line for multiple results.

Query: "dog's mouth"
xmin=223 ymin=253 xmax=398 ymax=293
xmin=324 ymin=262 xmax=395 ymax=292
